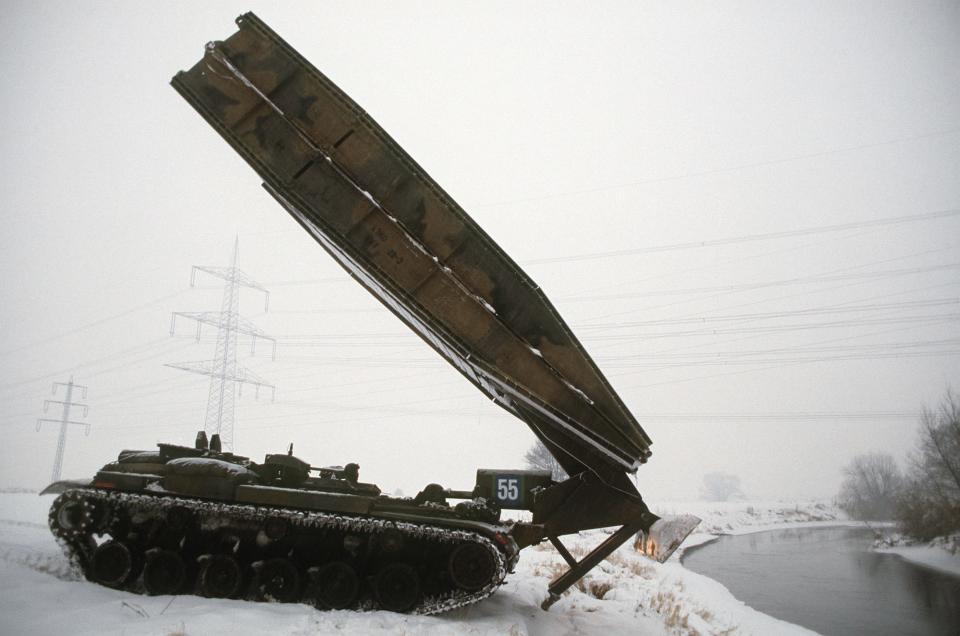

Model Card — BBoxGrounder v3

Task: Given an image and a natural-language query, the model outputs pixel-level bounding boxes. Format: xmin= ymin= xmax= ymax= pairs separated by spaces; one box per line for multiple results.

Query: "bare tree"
xmin=699 ymin=472 xmax=742 ymax=501
xmin=896 ymin=390 xmax=960 ymax=539
xmin=837 ymin=453 xmax=902 ymax=520
xmin=915 ymin=391 xmax=960 ymax=492
xmin=524 ymin=440 xmax=567 ymax=481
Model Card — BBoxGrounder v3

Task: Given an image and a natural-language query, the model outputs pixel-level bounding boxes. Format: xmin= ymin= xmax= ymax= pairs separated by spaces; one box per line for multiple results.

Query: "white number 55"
xmin=497 ymin=478 xmax=519 ymax=501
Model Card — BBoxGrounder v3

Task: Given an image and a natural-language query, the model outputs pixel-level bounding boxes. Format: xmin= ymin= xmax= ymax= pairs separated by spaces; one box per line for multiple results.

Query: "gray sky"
xmin=1 ymin=1 xmax=958 ymax=502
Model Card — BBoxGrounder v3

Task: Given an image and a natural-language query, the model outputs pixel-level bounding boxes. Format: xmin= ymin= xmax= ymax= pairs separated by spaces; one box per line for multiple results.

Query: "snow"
xmin=875 ymin=533 xmax=960 ymax=578
xmin=0 ymin=493 xmax=925 ymax=636
xmin=653 ymin=500 xmax=860 ymax=558
xmin=166 ymin=457 xmax=253 ymax=477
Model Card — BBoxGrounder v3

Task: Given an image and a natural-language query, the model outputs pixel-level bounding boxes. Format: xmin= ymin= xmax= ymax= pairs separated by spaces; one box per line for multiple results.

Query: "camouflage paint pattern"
xmin=172 ymin=13 xmax=652 ymax=478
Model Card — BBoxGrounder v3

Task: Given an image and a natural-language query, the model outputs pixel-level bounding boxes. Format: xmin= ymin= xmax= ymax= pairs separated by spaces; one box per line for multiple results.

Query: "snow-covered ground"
xmin=874 ymin=533 xmax=960 ymax=578
xmin=0 ymin=493 xmax=858 ymax=635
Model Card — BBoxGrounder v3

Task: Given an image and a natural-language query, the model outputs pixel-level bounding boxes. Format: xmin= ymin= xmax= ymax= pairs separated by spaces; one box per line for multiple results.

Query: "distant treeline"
xmin=838 ymin=389 xmax=960 ymax=541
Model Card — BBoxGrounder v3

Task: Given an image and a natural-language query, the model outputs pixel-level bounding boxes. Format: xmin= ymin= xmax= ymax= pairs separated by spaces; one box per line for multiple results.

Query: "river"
xmin=682 ymin=526 xmax=960 ymax=635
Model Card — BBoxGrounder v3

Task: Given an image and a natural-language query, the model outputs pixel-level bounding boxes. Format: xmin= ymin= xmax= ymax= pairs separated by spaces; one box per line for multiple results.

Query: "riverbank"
xmin=875 ymin=533 xmax=960 ymax=577
xmin=652 ymin=499 xmax=864 ymax=558
xmin=0 ymin=492 xmax=832 ymax=635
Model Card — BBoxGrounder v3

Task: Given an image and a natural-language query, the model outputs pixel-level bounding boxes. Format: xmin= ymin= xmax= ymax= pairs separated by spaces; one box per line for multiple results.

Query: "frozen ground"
xmin=0 ymin=492 xmax=843 ymax=635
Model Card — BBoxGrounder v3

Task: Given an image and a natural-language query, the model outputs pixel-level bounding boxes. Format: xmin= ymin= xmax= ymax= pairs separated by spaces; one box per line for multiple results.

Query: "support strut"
xmin=540 ymin=523 xmax=642 ymax=610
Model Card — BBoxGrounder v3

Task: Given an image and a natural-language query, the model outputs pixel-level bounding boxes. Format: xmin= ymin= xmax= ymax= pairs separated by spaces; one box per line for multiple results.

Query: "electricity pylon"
xmin=36 ymin=376 xmax=91 ymax=482
xmin=167 ymin=238 xmax=275 ymax=450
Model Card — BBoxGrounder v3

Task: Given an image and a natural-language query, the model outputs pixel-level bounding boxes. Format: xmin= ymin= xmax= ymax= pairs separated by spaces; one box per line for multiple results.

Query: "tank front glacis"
xmin=46 ymin=433 xmax=515 ymax=614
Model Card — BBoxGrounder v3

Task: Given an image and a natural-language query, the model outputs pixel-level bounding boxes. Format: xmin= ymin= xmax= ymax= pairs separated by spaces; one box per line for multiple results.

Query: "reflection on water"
xmin=682 ymin=526 xmax=960 ymax=636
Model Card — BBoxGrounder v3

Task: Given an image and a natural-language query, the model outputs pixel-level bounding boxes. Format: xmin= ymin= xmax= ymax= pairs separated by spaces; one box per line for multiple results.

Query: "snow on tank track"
xmin=49 ymin=488 xmax=509 ymax=615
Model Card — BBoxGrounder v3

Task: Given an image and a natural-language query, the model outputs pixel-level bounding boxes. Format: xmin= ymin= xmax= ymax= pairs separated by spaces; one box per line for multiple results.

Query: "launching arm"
xmin=172 ymin=12 xmax=697 ymax=608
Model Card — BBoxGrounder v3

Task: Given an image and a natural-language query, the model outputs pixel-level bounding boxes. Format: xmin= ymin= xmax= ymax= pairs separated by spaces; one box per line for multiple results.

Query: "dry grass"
xmin=586 ymin=579 xmax=614 ymax=600
xmin=564 ymin=573 xmax=614 ymax=600
xmin=605 ymin=551 xmax=626 ymax=567
xmin=604 ymin=551 xmax=655 ymax=578
xmin=644 ymin=585 xmax=729 ymax=636
xmin=531 ymin=561 xmax=614 ymax=601
xmin=531 ymin=539 xmax=589 ymax=560
xmin=568 ymin=543 xmax=589 ymax=559
xmin=627 ymin=561 xmax=655 ymax=578
xmin=651 ymin=590 xmax=689 ymax=631
xmin=531 ymin=562 xmax=566 ymax=581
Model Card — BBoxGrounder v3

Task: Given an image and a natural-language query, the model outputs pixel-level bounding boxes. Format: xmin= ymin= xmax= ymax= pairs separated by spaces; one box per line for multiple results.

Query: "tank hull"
xmin=46 ymin=443 xmax=516 ymax=614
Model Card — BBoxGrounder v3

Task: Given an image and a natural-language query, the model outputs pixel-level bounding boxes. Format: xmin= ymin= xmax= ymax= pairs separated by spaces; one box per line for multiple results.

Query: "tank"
xmin=45 ymin=432 xmax=518 ymax=613
xmin=44 ymin=12 xmax=700 ymax=614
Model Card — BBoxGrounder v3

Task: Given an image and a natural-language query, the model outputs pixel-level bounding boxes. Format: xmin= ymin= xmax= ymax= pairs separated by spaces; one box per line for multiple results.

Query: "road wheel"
xmin=373 ymin=562 xmax=420 ymax=612
xmin=310 ymin=561 xmax=360 ymax=610
xmin=198 ymin=554 xmax=243 ymax=598
xmin=90 ymin=541 xmax=138 ymax=588
xmin=253 ymin=558 xmax=300 ymax=602
xmin=142 ymin=549 xmax=187 ymax=595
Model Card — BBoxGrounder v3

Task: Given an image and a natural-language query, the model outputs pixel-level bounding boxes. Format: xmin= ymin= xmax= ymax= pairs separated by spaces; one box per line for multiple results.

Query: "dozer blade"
xmin=39 ymin=479 xmax=92 ymax=496
xmin=635 ymin=514 xmax=701 ymax=563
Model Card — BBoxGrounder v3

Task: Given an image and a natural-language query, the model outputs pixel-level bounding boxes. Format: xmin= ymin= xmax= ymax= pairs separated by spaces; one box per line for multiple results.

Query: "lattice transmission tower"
xmin=167 ymin=238 xmax=276 ymax=450
xmin=35 ymin=376 xmax=91 ymax=482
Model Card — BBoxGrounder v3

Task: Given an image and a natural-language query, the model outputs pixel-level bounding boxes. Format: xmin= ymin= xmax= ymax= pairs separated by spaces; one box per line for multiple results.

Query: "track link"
xmin=49 ymin=488 xmax=508 ymax=614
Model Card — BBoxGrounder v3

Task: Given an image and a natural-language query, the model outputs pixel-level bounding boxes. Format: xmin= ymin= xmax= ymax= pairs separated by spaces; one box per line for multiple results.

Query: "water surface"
xmin=683 ymin=526 xmax=960 ymax=635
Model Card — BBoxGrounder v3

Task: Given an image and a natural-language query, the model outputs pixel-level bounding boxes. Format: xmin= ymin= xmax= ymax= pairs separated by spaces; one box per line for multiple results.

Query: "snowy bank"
xmin=875 ymin=533 xmax=960 ymax=578
xmin=650 ymin=499 xmax=861 ymax=557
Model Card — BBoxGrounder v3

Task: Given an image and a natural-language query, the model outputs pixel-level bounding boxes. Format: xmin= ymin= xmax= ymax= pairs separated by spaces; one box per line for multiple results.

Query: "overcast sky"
xmin=1 ymin=1 xmax=958 ymax=504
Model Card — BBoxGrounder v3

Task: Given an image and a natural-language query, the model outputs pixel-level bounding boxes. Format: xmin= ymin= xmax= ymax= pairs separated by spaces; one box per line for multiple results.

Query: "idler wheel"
xmin=55 ymin=501 xmax=87 ymax=533
xmin=310 ymin=561 xmax=360 ymax=610
xmin=198 ymin=554 xmax=243 ymax=598
xmin=142 ymin=549 xmax=187 ymax=595
xmin=373 ymin=563 xmax=420 ymax=612
xmin=52 ymin=496 xmax=102 ymax=537
xmin=448 ymin=543 xmax=496 ymax=592
xmin=253 ymin=558 xmax=300 ymax=602
xmin=90 ymin=541 xmax=137 ymax=588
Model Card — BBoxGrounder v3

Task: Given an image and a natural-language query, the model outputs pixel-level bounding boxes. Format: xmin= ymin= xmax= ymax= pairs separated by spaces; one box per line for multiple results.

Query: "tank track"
xmin=49 ymin=488 xmax=508 ymax=615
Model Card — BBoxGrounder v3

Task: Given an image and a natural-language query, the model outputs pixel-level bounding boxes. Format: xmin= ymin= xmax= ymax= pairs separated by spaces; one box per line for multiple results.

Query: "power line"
xmin=586 ymin=313 xmax=959 ymax=340
xmin=631 ymin=412 xmax=921 ymax=422
xmin=580 ymin=298 xmax=960 ymax=330
xmin=612 ymin=320 xmax=955 ymax=389
xmin=582 ymin=272 xmax=958 ymax=357
xmin=3 ymin=208 xmax=954 ymax=364
xmin=527 ymin=207 xmax=960 ymax=265
xmin=477 ymin=127 xmax=960 ymax=209
xmin=0 ymin=290 xmax=188 ymax=358
xmin=568 ymin=240 xmax=957 ymax=332
xmin=0 ymin=337 xmax=189 ymax=394
xmin=566 ymin=263 xmax=960 ymax=304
